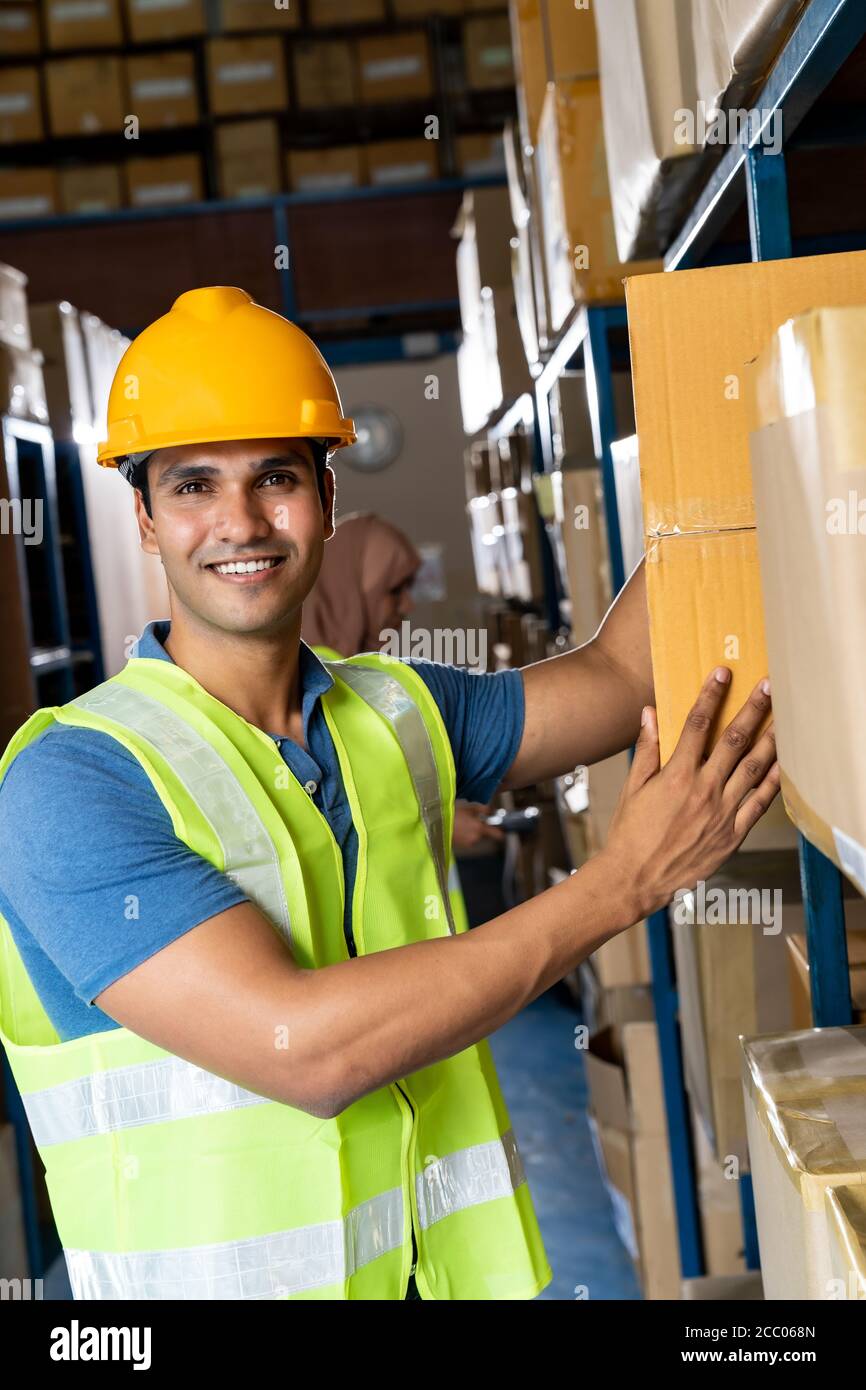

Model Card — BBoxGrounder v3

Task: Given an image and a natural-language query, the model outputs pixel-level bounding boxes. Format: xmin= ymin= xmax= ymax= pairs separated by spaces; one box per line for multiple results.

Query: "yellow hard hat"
xmin=97 ymin=286 xmax=356 ymax=467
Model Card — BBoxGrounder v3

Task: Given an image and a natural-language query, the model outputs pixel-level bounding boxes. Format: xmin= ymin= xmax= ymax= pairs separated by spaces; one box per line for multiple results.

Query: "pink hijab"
xmin=302 ymin=511 xmax=422 ymax=656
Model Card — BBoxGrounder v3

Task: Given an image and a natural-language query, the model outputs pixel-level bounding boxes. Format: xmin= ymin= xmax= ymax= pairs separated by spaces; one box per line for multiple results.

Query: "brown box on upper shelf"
xmin=287 ymin=144 xmax=365 ymax=193
xmin=309 ymin=0 xmax=384 ymax=22
xmin=216 ymin=118 xmax=282 ymax=199
xmin=220 ymin=0 xmax=301 ymax=30
xmin=0 ymin=168 xmax=57 ymax=220
xmin=125 ymin=52 xmax=199 ymax=129
xmin=455 ymin=131 xmax=506 ymax=178
xmin=123 ymin=0 xmax=205 ymax=41
xmin=463 ymin=14 xmax=514 ymax=90
xmin=0 ymin=66 xmax=42 ymax=144
xmin=207 ymin=36 xmax=288 ymax=116
xmin=59 ymin=164 xmax=123 ymax=213
xmin=393 ymin=0 xmax=461 ymax=13
xmin=45 ymin=55 xmax=125 ymax=136
xmin=44 ymin=0 xmax=122 ymax=48
xmin=0 ymin=5 xmax=41 ymax=57
xmin=292 ymin=39 xmax=357 ymax=110
xmin=357 ymin=32 xmax=433 ymax=103
xmin=125 ymin=152 xmax=203 ymax=207
xmin=366 ymin=137 xmax=437 ymax=185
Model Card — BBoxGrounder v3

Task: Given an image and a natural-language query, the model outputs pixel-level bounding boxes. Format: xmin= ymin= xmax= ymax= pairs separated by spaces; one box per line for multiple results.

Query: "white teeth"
xmin=213 ymin=558 xmax=280 ymax=575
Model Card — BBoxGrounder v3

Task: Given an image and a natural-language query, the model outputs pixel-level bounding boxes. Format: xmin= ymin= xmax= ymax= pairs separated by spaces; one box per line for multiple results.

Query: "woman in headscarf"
xmin=302 ymin=513 xmax=504 ymax=921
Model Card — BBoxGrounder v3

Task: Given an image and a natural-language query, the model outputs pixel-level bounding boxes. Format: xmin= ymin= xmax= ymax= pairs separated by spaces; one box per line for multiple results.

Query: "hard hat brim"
xmin=98 ymin=424 xmax=357 ymax=468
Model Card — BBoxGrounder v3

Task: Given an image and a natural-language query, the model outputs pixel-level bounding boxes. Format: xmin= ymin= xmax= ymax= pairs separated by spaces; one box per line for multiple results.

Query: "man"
xmin=0 ymin=287 xmax=780 ymax=1301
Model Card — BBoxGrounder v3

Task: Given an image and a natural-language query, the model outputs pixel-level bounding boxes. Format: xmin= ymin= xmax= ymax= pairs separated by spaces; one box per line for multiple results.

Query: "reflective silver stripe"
xmin=415 ymin=1130 xmax=526 ymax=1230
xmin=64 ymin=1187 xmax=405 ymax=1300
xmin=447 ymin=860 xmax=461 ymax=894
xmin=325 ymin=661 xmax=457 ymax=935
xmin=23 ymin=1056 xmax=270 ymax=1148
xmin=72 ymin=682 xmax=292 ymax=947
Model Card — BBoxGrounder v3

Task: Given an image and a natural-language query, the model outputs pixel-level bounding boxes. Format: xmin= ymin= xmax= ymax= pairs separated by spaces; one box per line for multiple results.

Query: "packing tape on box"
xmin=742 ymin=1028 xmax=866 ymax=1211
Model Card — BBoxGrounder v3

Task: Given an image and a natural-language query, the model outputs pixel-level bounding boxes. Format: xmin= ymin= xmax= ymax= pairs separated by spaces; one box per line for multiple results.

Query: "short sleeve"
xmin=407 ymin=660 xmax=525 ymax=804
xmin=0 ymin=725 xmax=248 ymax=1010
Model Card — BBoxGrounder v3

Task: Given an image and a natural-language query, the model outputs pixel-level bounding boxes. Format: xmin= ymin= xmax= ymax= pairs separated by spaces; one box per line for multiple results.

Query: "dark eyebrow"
xmin=156 ymin=452 xmax=313 ymax=490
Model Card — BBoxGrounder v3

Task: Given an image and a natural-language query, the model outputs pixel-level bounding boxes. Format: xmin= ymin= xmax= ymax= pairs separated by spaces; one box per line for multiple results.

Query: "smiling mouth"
xmin=205 ymin=556 xmax=287 ymax=579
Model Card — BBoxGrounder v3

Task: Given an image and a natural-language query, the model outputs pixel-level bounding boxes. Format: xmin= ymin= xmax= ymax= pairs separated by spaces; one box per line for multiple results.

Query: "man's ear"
xmin=134 ymin=489 xmax=160 ymax=556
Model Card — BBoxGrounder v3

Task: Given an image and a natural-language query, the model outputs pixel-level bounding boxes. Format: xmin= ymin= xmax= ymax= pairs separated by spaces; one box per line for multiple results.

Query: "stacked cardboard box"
xmin=0 ymin=5 xmax=41 ymax=56
xmin=126 ymin=153 xmax=203 ymax=206
xmin=787 ymin=930 xmax=866 ymax=1030
xmin=123 ymin=0 xmax=205 ymax=41
xmin=310 ymin=0 xmax=384 ymax=22
xmin=535 ymin=78 xmax=661 ymax=331
xmin=366 ymin=137 xmax=437 ymax=185
xmin=585 ymin=1022 xmax=679 ymax=1298
xmin=463 ymin=14 xmax=514 ymax=90
xmin=217 ymin=119 xmax=282 ymax=198
xmin=357 ymin=32 xmax=432 ymax=103
xmin=221 ymin=0 xmax=301 ymax=28
xmin=44 ymin=0 xmax=122 ymax=47
xmin=748 ymin=305 xmax=866 ymax=892
xmin=0 ymin=66 xmax=42 ymax=144
xmin=627 ymin=251 xmax=866 ymax=772
xmin=126 ymin=52 xmax=199 ymax=128
xmin=0 ymin=167 xmax=57 ymax=218
xmin=59 ymin=165 xmax=123 ymax=214
xmin=29 ymin=301 xmax=93 ymax=443
xmin=287 ymin=145 xmax=364 ymax=193
xmin=45 ymin=55 xmax=125 ymax=136
xmin=293 ymin=39 xmax=357 ymax=109
xmin=742 ymin=1024 xmax=866 ymax=1299
xmin=207 ymin=36 xmax=287 ymax=116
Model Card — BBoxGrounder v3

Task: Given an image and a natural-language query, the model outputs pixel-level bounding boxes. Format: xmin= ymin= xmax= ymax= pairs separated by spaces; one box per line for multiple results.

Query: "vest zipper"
xmin=393 ymin=1080 xmax=420 ymax=1283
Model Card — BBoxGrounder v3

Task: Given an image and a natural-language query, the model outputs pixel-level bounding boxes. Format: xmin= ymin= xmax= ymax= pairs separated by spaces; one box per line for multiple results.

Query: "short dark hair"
xmin=134 ymin=442 xmax=331 ymax=519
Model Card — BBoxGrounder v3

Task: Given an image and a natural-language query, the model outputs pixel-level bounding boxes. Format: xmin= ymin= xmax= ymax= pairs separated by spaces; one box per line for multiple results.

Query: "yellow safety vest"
xmin=0 ymin=651 xmax=551 ymax=1300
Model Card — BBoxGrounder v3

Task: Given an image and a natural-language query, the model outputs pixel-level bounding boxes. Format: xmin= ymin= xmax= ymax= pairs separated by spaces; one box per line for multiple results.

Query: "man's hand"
xmin=601 ymin=668 xmax=780 ymax=922
xmin=452 ymin=801 xmax=506 ymax=852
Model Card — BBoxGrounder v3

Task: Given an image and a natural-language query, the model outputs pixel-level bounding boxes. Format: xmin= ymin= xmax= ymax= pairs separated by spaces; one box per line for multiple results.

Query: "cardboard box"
xmin=45 ymin=55 xmax=124 ymax=136
xmin=126 ymin=52 xmax=199 ymax=128
xmin=552 ymin=368 xmax=635 ymax=467
xmin=536 ymin=79 xmax=661 ymax=329
xmin=0 ymin=262 xmax=30 ymax=351
xmin=207 ymin=37 xmax=287 ymax=116
xmin=0 ymin=65 xmax=41 ymax=143
xmin=509 ymin=0 xmax=546 ymax=148
xmin=393 ymin=0 xmax=461 ymax=13
xmin=786 ymin=929 xmax=866 ymax=1031
xmin=748 ymin=305 xmax=866 ymax=886
xmin=217 ymin=118 xmax=281 ymax=199
xmin=220 ymin=0 xmax=301 ymax=30
xmin=287 ymin=144 xmax=364 ymax=192
xmin=29 ymin=301 xmax=93 ymax=442
xmin=366 ymin=136 xmax=437 ymax=185
xmin=611 ymin=434 xmax=644 ymax=579
xmin=543 ymin=0 xmax=597 ymax=79
xmin=0 ymin=1125 xmax=29 ymax=1281
xmin=690 ymin=1097 xmax=748 ymax=1277
xmin=592 ymin=922 xmax=651 ymax=990
xmin=554 ymin=466 xmax=611 ymax=645
xmin=500 ymin=484 xmax=543 ymax=604
xmin=0 ymin=167 xmax=57 ymax=220
xmin=125 ymin=152 xmax=203 ymax=207
xmin=673 ymin=850 xmax=806 ymax=1167
xmin=682 ymin=1274 xmax=763 ymax=1300
xmin=59 ymin=163 xmax=122 ymax=213
xmin=123 ymin=0 xmax=205 ymax=41
xmin=455 ymin=131 xmax=506 ymax=178
xmin=44 ymin=0 xmax=122 ymax=48
xmin=463 ymin=14 xmax=514 ymax=90
xmin=0 ymin=343 xmax=47 ymax=423
xmin=0 ymin=5 xmax=41 ymax=57
xmin=825 ymin=1185 xmax=866 ymax=1300
xmin=742 ymin=1024 xmax=866 ymax=1299
xmin=594 ymin=0 xmax=706 ymax=262
xmin=357 ymin=32 xmax=432 ymax=103
xmin=585 ymin=1022 xmax=680 ymax=1298
xmin=693 ymin=0 xmax=808 ymax=122
xmin=292 ymin=39 xmax=356 ymax=110
xmin=309 ymin=0 xmax=384 ymax=22
xmin=628 ymin=251 xmax=866 ymax=764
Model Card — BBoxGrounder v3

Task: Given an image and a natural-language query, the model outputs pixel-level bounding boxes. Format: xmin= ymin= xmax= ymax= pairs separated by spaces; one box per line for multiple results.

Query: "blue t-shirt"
xmin=0 ymin=621 xmax=525 ymax=1042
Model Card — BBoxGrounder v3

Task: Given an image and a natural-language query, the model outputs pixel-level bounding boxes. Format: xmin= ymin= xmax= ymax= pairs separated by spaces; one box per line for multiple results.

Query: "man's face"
xmin=135 ymin=438 xmax=335 ymax=638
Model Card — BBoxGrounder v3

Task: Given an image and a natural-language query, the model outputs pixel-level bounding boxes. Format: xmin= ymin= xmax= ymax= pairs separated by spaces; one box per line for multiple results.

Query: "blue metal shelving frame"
xmin=504 ymin=0 xmax=866 ymax=1288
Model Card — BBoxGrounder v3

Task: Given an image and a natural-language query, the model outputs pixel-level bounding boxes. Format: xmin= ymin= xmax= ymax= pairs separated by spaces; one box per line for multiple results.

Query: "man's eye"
xmin=261 ymin=472 xmax=295 ymax=486
xmin=177 ymin=480 xmax=208 ymax=494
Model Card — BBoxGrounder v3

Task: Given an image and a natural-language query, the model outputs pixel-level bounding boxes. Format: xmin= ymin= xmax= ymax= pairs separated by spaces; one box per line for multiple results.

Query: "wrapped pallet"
xmin=748 ymin=306 xmax=866 ymax=894
xmin=693 ymin=0 xmax=809 ymax=120
xmin=742 ymin=1025 xmax=866 ymax=1299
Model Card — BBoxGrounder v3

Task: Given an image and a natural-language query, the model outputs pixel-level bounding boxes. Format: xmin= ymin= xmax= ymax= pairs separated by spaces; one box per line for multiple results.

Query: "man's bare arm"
xmin=502 ymin=558 xmax=653 ymax=790
xmin=96 ymin=672 xmax=779 ymax=1121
